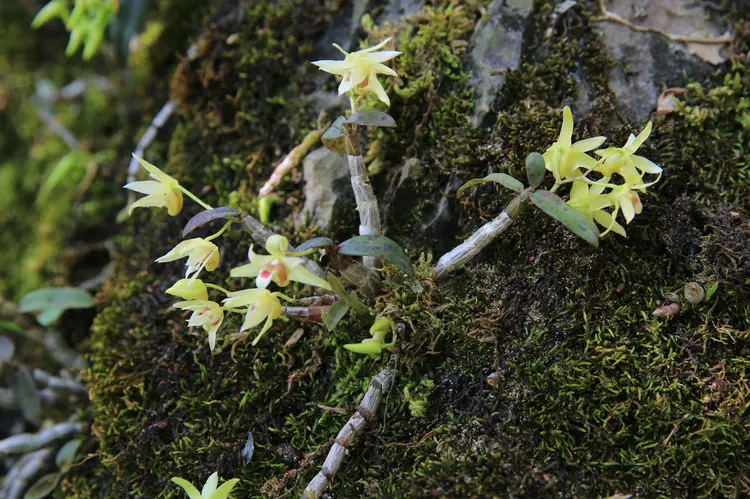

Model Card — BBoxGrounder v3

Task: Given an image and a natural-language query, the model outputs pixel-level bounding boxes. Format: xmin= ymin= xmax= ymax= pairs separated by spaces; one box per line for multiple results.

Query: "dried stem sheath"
xmin=241 ymin=215 xmax=327 ymax=281
xmin=434 ymin=190 xmax=528 ymax=279
xmin=258 ymin=127 xmax=325 ymax=197
xmin=0 ymin=421 xmax=83 ymax=459
xmin=302 ymin=367 xmax=394 ymax=498
xmin=281 ymin=306 xmax=328 ymax=322
xmin=344 ymin=123 xmax=380 ymax=268
xmin=0 ymin=447 xmax=54 ymax=499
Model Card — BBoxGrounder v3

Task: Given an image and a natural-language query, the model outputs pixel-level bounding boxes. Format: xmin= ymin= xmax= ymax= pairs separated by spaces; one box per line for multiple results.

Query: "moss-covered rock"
xmin=52 ymin=0 xmax=750 ymax=497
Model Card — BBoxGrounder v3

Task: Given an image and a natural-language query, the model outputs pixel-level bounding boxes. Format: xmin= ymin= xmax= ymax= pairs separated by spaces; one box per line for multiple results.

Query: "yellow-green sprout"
xmin=172 ymin=472 xmax=239 ymax=499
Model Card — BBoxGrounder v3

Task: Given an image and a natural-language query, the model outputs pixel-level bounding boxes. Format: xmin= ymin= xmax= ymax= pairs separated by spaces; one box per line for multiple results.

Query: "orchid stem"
xmin=222 ymin=307 xmax=248 ymax=314
xmin=205 ymin=283 xmax=231 ymax=295
xmin=205 ymin=221 xmax=232 ymax=242
xmin=177 ymin=185 xmax=213 ymax=211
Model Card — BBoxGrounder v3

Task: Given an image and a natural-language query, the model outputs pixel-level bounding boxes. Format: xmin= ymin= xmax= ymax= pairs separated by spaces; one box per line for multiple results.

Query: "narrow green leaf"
xmin=338 ymin=235 xmax=414 ymax=276
xmin=530 ymin=190 xmax=599 ymax=247
xmin=56 ymin=439 xmax=83 ymax=471
xmin=705 ymin=281 xmax=719 ymax=301
xmin=457 ymin=173 xmax=524 ymax=198
xmin=296 ymin=237 xmax=334 ymax=252
xmin=0 ymin=319 xmax=24 ymax=334
xmin=343 ymin=338 xmax=385 ymax=355
xmin=182 ymin=207 xmax=239 ymax=237
xmin=344 ymin=110 xmax=396 ymax=128
xmin=525 ymin=152 xmax=546 ymax=189
xmin=321 ymin=116 xmax=347 ymax=154
xmin=37 ymin=151 xmax=88 ymax=203
xmin=19 ymin=288 xmax=94 ymax=314
xmin=24 ymin=472 xmax=60 ymax=499
xmin=324 ymin=300 xmax=350 ymax=331
xmin=37 ymin=308 xmax=64 ymax=326
xmin=15 ymin=369 xmax=41 ymax=425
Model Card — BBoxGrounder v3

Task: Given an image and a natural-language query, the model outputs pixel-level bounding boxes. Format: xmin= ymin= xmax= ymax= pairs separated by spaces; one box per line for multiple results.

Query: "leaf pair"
xmin=322 ymin=111 xmax=396 ymax=154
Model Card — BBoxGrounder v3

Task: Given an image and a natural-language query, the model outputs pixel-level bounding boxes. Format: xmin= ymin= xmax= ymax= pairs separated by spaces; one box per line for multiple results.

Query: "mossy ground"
xmin=35 ymin=0 xmax=750 ymax=497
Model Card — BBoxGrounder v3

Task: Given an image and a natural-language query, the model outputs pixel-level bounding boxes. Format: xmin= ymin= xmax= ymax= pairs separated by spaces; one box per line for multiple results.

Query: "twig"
xmin=35 ymin=107 xmax=79 ymax=150
xmin=0 ymin=387 xmax=61 ymax=411
xmin=126 ymin=101 xmax=176 ymax=205
xmin=592 ymin=0 xmax=733 ymax=45
xmin=32 ymin=369 xmax=88 ymax=397
xmin=0 ymin=447 xmax=55 ymax=499
xmin=344 ymin=123 xmax=380 ymax=269
xmin=258 ymin=126 xmax=327 ymax=197
xmin=241 ymin=215 xmax=327 ymax=280
xmin=0 ymin=421 xmax=83 ymax=459
xmin=434 ymin=190 xmax=528 ymax=279
xmin=302 ymin=367 xmax=394 ymax=498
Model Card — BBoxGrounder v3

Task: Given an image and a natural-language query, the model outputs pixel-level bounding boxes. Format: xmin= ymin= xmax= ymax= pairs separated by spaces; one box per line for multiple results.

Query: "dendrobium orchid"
xmin=230 ymin=235 xmax=332 ymax=291
xmin=567 ymin=174 xmax=625 ymax=236
xmin=594 ymin=121 xmax=662 ymax=188
xmin=173 ymin=300 xmax=224 ymax=351
xmin=222 ymin=288 xmax=283 ymax=345
xmin=124 ymin=154 xmax=184 ymax=215
xmin=543 ymin=106 xmax=606 ymax=182
xmin=156 ymin=238 xmax=220 ymax=279
xmin=172 ymin=472 xmax=239 ymax=499
xmin=166 ymin=278 xmax=209 ymax=301
xmin=312 ymin=37 xmax=400 ymax=106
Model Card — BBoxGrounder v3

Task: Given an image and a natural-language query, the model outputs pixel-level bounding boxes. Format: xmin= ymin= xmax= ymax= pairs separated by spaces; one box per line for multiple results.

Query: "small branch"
xmin=0 ymin=387 xmax=61 ymax=411
xmin=0 ymin=421 xmax=83 ymax=459
xmin=258 ymin=126 xmax=327 ymax=198
xmin=302 ymin=367 xmax=394 ymax=498
xmin=32 ymin=369 xmax=88 ymax=398
xmin=592 ymin=0 xmax=733 ymax=45
xmin=0 ymin=447 xmax=55 ymax=499
xmin=344 ymin=124 xmax=380 ymax=269
xmin=295 ymin=295 xmax=338 ymax=306
xmin=241 ymin=215 xmax=327 ymax=280
xmin=434 ymin=191 xmax=528 ymax=280
xmin=35 ymin=107 xmax=79 ymax=150
xmin=126 ymin=101 xmax=176 ymax=205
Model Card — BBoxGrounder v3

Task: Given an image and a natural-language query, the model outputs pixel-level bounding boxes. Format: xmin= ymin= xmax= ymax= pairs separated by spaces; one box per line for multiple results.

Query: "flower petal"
xmin=625 ymin=121 xmax=652 ymax=153
xmin=202 ymin=472 xmax=218 ymax=497
xmin=155 ymin=239 xmax=203 ymax=263
xmin=123 ymin=180 xmax=162 ymax=195
xmin=572 ymin=136 xmax=607 ymax=152
xmin=287 ymin=265 xmax=333 ymax=290
xmin=241 ymin=305 xmax=268 ymax=332
xmin=631 ymin=154 xmax=662 ymax=174
xmin=357 ymin=37 xmax=392 ymax=54
xmin=365 ymin=50 xmax=401 ymax=64
xmin=311 ymin=59 xmax=353 ymax=75
xmin=128 ymin=194 xmax=165 ymax=214
xmin=132 ymin=154 xmax=178 ymax=186
xmin=358 ymin=72 xmax=390 ymax=106
xmin=558 ymin=106 xmax=573 ymax=147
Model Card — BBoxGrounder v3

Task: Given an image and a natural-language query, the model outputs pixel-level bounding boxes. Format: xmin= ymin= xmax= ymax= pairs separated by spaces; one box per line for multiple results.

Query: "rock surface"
xmin=296 ymin=147 xmax=350 ymax=230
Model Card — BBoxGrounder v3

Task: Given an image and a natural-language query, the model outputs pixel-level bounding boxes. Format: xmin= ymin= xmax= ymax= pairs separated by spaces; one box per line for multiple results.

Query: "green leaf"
xmin=19 ymin=288 xmax=95 ymax=322
xmin=24 ymin=472 xmax=60 ymax=499
xmin=31 ymin=1 xmax=69 ymax=28
xmin=37 ymin=309 xmax=64 ymax=326
xmin=296 ymin=237 xmax=334 ymax=252
xmin=705 ymin=281 xmax=719 ymax=301
xmin=0 ymin=319 xmax=23 ymax=334
xmin=321 ymin=116 xmax=347 ymax=154
xmin=343 ymin=338 xmax=386 ymax=355
xmin=55 ymin=439 xmax=83 ymax=471
xmin=344 ymin=110 xmax=396 ymax=128
xmin=257 ymin=196 xmax=280 ymax=225
xmin=324 ymin=301 xmax=350 ymax=331
xmin=525 ymin=152 xmax=546 ymax=189
xmin=15 ymin=369 xmax=41 ymax=425
xmin=171 ymin=478 xmax=203 ymax=499
xmin=182 ymin=207 xmax=239 ymax=237
xmin=338 ymin=235 xmax=414 ymax=276
xmin=457 ymin=173 xmax=524 ymax=197
xmin=530 ymin=190 xmax=600 ymax=247
xmin=37 ymin=151 xmax=88 ymax=203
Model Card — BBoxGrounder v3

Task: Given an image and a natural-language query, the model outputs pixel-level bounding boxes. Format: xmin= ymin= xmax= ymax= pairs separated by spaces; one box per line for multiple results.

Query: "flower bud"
xmin=683 ymin=282 xmax=705 ymax=304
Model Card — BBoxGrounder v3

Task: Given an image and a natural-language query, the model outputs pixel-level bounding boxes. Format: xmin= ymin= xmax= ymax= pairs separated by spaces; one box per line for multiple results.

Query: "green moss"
xmin=64 ymin=0 xmax=750 ymax=498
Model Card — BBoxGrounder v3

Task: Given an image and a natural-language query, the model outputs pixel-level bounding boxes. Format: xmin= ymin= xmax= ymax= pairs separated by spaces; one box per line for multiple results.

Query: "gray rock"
xmin=296 ymin=147 xmax=350 ymax=230
xmin=375 ymin=0 xmax=423 ymax=25
xmin=595 ymin=0 xmax=729 ymax=122
xmin=467 ymin=0 xmax=535 ymax=126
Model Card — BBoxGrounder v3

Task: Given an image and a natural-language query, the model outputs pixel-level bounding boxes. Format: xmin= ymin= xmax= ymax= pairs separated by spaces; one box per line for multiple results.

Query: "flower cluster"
xmin=125 ymin=159 xmax=331 ymax=351
xmin=544 ymin=106 xmax=662 ymax=236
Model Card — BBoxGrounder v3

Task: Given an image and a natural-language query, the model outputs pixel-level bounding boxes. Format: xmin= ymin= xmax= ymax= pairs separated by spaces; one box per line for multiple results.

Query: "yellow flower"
xmin=166 ymin=278 xmax=209 ymax=301
xmin=173 ymin=300 xmax=224 ymax=351
xmin=172 ymin=471 xmax=239 ymax=499
xmin=156 ymin=238 xmax=220 ymax=279
xmin=568 ymin=176 xmax=625 ymax=237
xmin=543 ymin=106 xmax=606 ymax=182
xmin=222 ymin=289 xmax=282 ymax=345
xmin=608 ymin=183 xmax=643 ymax=225
xmin=124 ymin=154 xmax=183 ymax=216
xmin=312 ymin=38 xmax=400 ymax=106
xmin=230 ymin=235 xmax=331 ymax=290
xmin=594 ymin=122 xmax=662 ymax=187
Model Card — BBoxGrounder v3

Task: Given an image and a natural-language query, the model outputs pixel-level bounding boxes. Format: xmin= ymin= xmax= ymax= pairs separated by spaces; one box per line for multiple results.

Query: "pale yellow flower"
xmin=230 ymin=235 xmax=331 ymax=290
xmin=173 ymin=300 xmax=224 ymax=351
xmin=166 ymin=278 xmax=209 ymax=301
xmin=124 ymin=154 xmax=183 ymax=216
xmin=567 ymin=175 xmax=625 ymax=237
xmin=312 ymin=38 xmax=400 ymax=106
xmin=543 ymin=106 xmax=606 ymax=182
xmin=156 ymin=238 xmax=220 ymax=279
xmin=172 ymin=471 xmax=239 ymax=499
xmin=594 ymin=122 xmax=662 ymax=188
xmin=222 ymin=289 xmax=282 ymax=345
xmin=608 ymin=183 xmax=643 ymax=225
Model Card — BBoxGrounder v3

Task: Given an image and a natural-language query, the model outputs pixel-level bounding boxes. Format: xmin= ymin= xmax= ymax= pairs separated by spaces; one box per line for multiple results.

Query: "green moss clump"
xmin=65 ymin=0 xmax=750 ymax=498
